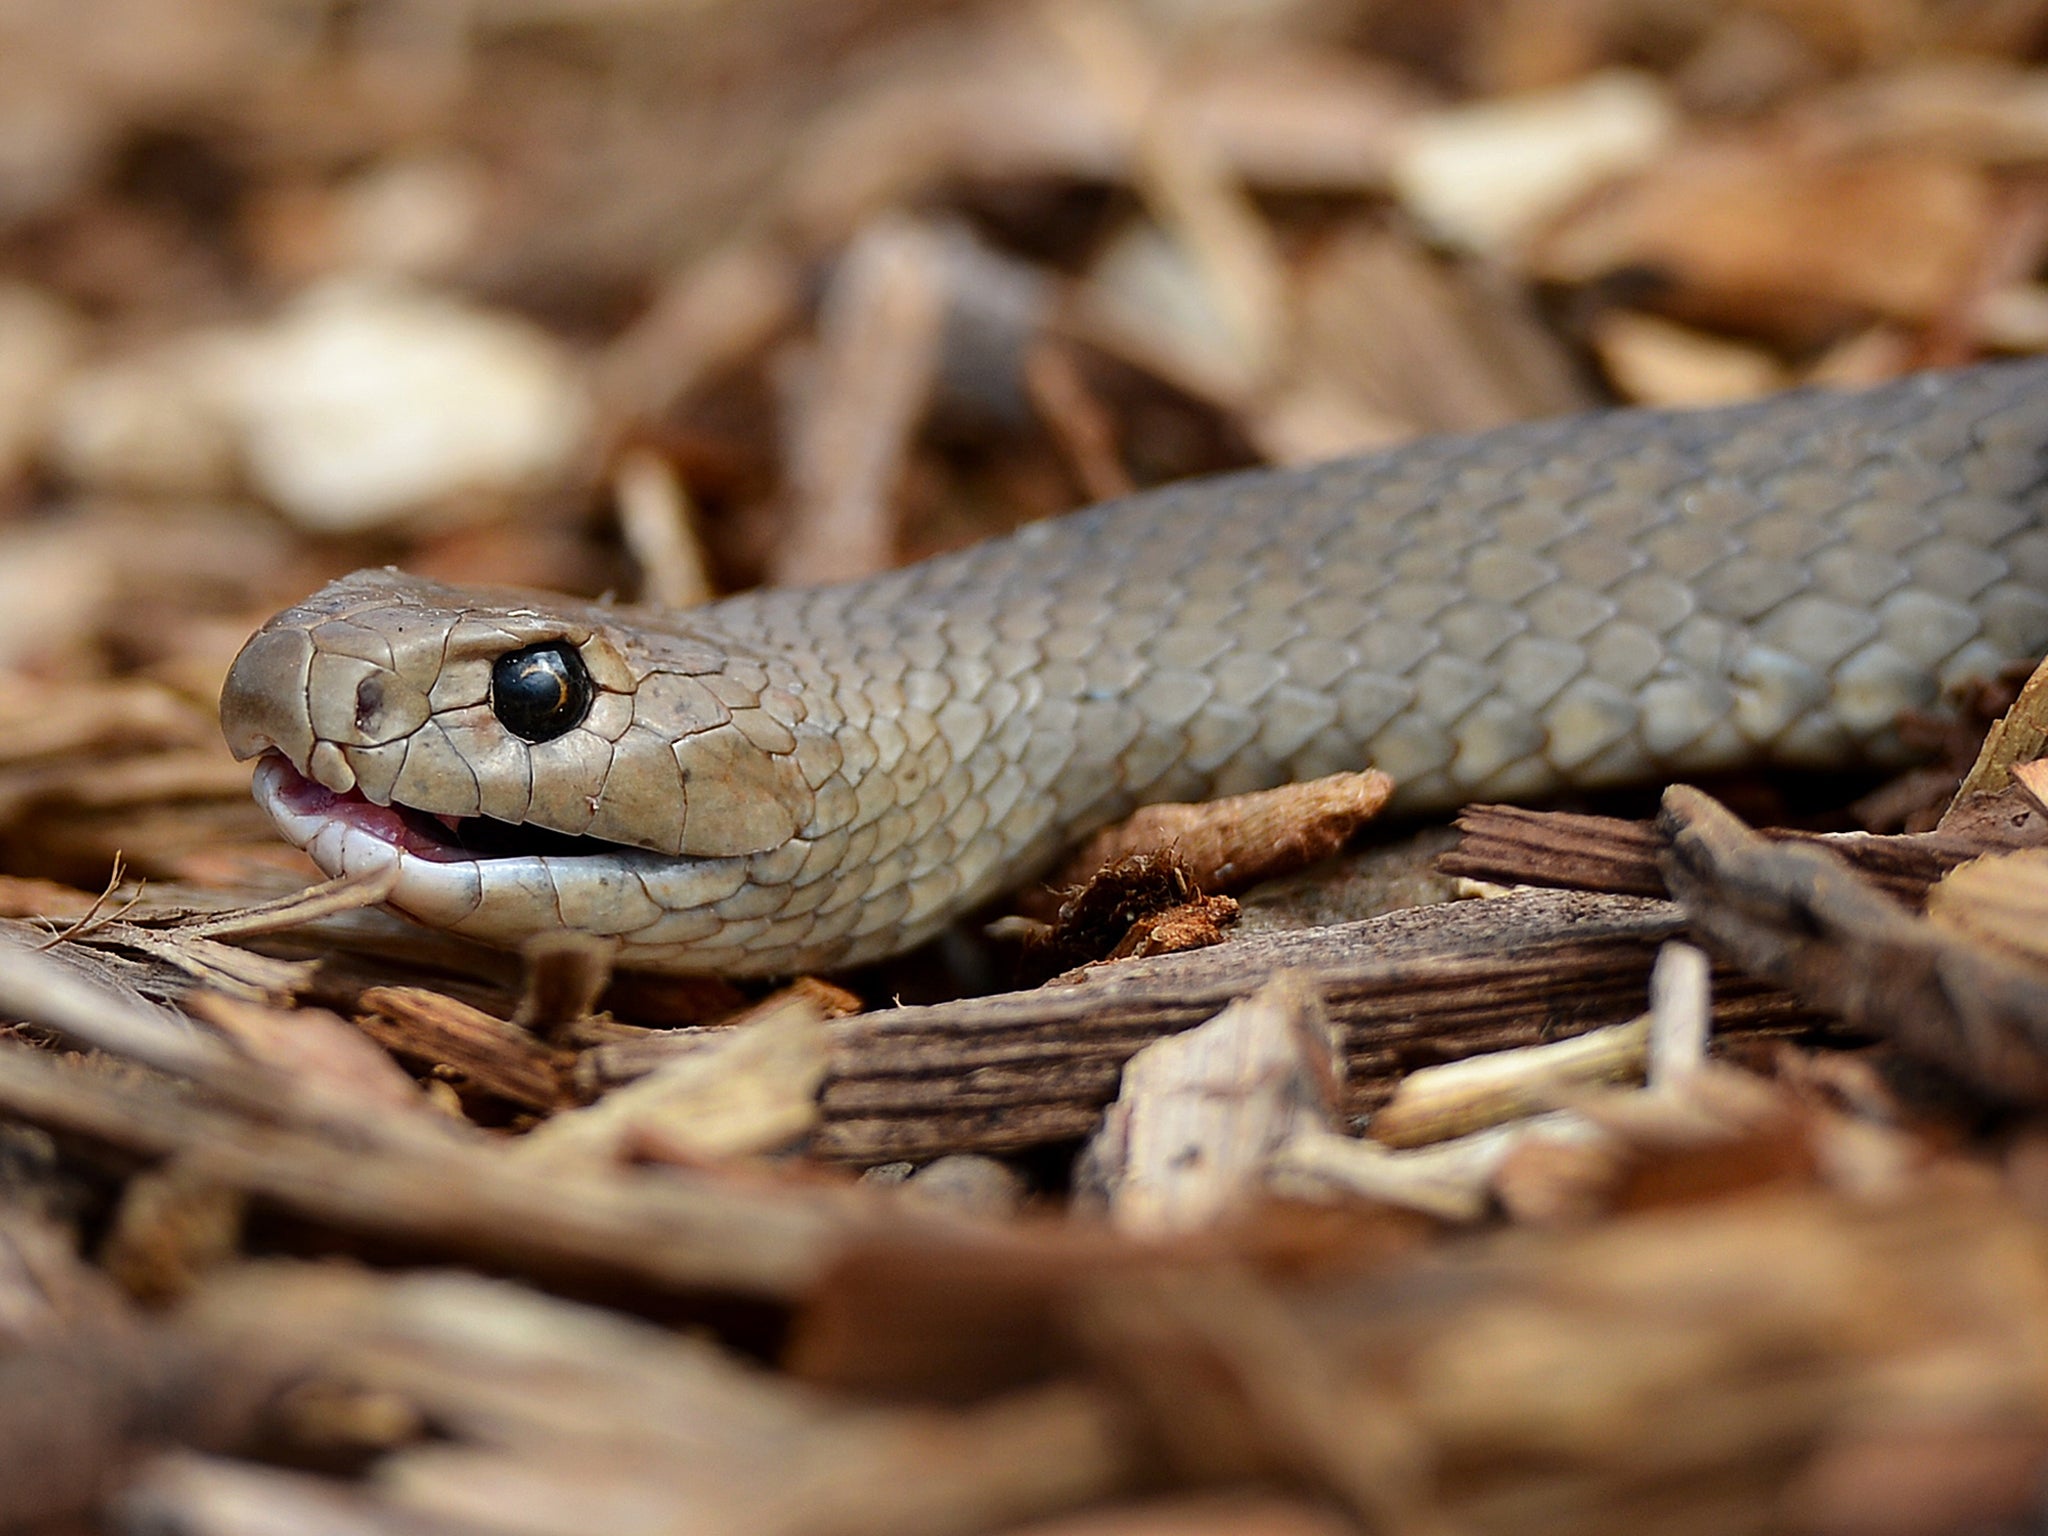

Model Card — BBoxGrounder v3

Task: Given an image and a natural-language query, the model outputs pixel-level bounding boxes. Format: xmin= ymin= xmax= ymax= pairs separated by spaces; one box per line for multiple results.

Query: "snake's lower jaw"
xmin=252 ymin=754 xmax=467 ymax=867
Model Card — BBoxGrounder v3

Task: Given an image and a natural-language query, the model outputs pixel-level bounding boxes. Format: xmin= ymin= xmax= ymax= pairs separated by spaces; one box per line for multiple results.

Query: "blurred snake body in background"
xmin=220 ymin=361 xmax=2048 ymax=975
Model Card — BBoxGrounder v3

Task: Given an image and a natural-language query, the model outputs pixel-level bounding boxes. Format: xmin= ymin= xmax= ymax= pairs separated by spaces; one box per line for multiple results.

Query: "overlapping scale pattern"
xmin=222 ymin=362 xmax=2048 ymax=974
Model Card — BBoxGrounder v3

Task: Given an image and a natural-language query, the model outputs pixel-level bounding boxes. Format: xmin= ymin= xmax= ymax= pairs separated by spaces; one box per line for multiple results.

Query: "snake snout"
xmin=220 ymin=624 xmax=318 ymax=767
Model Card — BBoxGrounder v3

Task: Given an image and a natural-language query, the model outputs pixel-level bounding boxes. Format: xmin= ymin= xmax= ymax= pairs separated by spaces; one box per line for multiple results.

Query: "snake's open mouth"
xmin=251 ymin=753 xmax=638 ymax=864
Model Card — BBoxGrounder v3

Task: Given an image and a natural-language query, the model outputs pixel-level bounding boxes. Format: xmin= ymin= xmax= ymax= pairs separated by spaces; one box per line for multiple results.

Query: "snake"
xmin=220 ymin=359 xmax=2048 ymax=976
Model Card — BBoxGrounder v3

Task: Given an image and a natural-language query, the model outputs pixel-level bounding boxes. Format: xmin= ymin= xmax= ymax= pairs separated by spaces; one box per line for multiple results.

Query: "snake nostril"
xmin=355 ymin=676 xmax=385 ymax=734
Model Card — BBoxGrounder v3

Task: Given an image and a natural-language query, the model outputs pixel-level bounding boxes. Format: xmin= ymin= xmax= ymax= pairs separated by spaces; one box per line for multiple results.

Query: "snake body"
xmin=221 ymin=361 xmax=2048 ymax=975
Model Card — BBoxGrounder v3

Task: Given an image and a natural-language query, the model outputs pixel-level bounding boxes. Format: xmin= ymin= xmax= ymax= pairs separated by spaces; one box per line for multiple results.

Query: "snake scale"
xmin=221 ymin=360 xmax=2048 ymax=975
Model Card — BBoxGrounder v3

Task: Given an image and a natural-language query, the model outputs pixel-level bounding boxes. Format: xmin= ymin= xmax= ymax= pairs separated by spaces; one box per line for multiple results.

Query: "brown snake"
xmin=221 ymin=360 xmax=2048 ymax=975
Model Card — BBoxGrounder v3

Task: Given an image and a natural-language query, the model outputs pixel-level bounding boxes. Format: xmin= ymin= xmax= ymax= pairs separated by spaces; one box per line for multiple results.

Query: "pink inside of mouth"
xmin=268 ymin=757 xmax=479 ymax=863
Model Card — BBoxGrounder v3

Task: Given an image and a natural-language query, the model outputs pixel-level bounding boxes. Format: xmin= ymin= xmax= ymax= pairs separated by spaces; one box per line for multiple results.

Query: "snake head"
xmin=219 ymin=569 xmax=836 ymax=966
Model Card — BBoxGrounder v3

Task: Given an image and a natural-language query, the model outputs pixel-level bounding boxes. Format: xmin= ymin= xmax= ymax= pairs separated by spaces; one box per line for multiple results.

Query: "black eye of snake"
xmin=491 ymin=642 xmax=594 ymax=743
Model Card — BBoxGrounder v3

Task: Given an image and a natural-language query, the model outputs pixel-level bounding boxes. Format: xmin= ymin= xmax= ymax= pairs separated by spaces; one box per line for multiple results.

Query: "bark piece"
xmin=1442 ymin=802 xmax=2024 ymax=905
xmin=354 ymin=986 xmax=570 ymax=1113
xmin=512 ymin=930 xmax=617 ymax=1036
xmin=1038 ymin=772 xmax=1394 ymax=917
xmin=1660 ymin=784 xmax=2048 ymax=1104
xmin=811 ymin=888 xmax=1824 ymax=1163
xmin=1948 ymin=651 xmax=2048 ymax=807
xmin=1079 ymin=974 xmax=1339 ymax=1236
xmin=1028 ymin=851 xmax=1240 ymax=965
xmin=162 ymin=1265 xmax=1139 ymax=1536
xmin=187 ymin=993 xmax=425 ymax=1115
xmin=520 ymin=993 xmax=827 ymax=1166
xmin=0 ymin=1036 xmax=861 ymax=1303
xmin=575 ymin=978 xmax=862 ymax=1097
xmin=1534 ymin=137 xmax=1993 ymax=339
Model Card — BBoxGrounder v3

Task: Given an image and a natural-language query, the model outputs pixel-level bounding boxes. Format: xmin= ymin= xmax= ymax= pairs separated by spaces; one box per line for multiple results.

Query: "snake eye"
xmin=491 ymin=642 xmax=594 ymax=743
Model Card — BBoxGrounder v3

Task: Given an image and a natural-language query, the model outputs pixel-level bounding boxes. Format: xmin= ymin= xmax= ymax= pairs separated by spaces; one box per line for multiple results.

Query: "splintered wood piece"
xmin=1079 ymin=973 xmax=1339 ymax=1235
xmin=575 ymin=978 xmax=862 ymax=1096
xmin=1439 ymin=805 xmax=1668 ymax=896
xmin=1661 ymin=784 xmax=2048 ymax=1104
xmin=0 ymin=925 xmax=254 ymax=1091
xmin=186 ymin=993 xmax=425 ymax=1115
xmin=512 ymin=930 xmax=617 ymax=1035
xmin=354 ymin=986 xmax=570 ymax=1113
xmin=808 ymin=888 xmax=1825 ymax=1163
xmin=521 ymin=993 xmax=828 ymax=1166
xmin=1949 ymin=651 xmax=2048 ymax=808
xmin=1928 ymin=847 xmax=2048 ymax=971
xmin=1040 ymin=771 xmax=1395 ymax=914
xmin=83 ymin=1264 xmax=1137 ymax=1536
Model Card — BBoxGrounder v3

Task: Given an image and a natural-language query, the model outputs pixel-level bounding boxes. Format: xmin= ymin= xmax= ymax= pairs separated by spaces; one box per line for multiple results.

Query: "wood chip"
xmin=1366 ymin=1016 xmax=1650 ymax=1150
xmin=774 ymin=215 xmax=950 ymax=586
xmin=1040 ymin=770 xmax=1394 ymax=912
xmin=1662 ymin=784 xmax=2048 ymax=1104
xmin=613 ymin=446 xmax=715 ymax=609
xmin=1079 ymin=973 xmax=1339 ymax=1235
xmin=520 ymin=993 xmax=827 ymax=1166
xmin=354 ymin=986 xmax=570 ymax=1113
xmin=1589 ymin=309 xmax=1788 ymax=406
xmin=1535 ymin=139 xmax=1996 ymax=339
xmin=1273 ymin=1115 xmax=1602 ymax=1223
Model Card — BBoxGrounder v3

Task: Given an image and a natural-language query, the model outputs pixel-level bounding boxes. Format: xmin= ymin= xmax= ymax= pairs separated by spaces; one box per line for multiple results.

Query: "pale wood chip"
xmin=774 ymin=215 xmax=950 ymax=586
xmin=521 ymin=993 xmax=827 ymax=1166
xmin=1928 ymin=846 xmax=2048 ymax=968
xmin=1273 ymin=1114 xmax=1604 ymax=1223
xmin=1590 ymin=309 xmax=1787 ymax=406
xmin=1369 ymin=1016 xmax=1650 ymax=1150
xmin=613 ymin=446 xmax=715 ymax=609
xmin=1646 ymin=941 xmax=1711 ymax=1085
xmin=1079 ymin=972 xmax=1339 ymax=1235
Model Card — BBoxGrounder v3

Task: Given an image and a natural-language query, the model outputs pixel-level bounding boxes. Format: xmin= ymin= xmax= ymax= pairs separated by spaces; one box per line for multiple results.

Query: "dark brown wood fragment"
xmin=354 ymin=986 xmax=570 ymax=1112
xmin=1438 ymin=806 xmax=1670 ymax=896
xmin=1443 ymin=801 xmax=2018 ymax=906
xmin=1660 ymin=784 xmax=2048 ymax=1103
